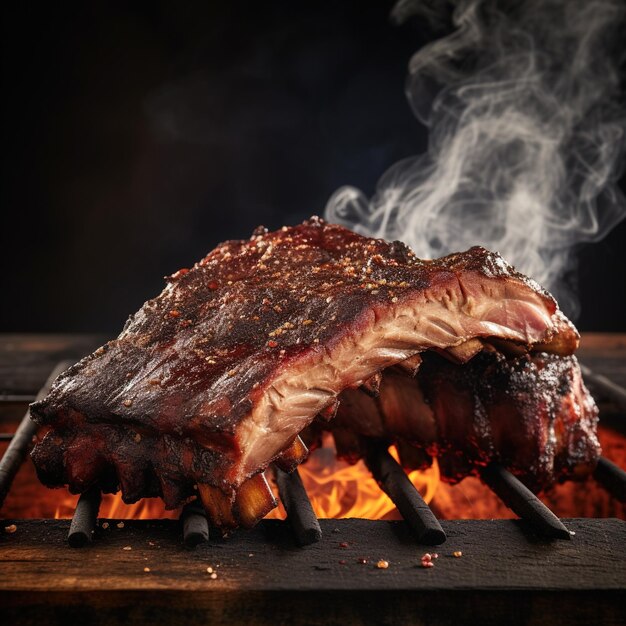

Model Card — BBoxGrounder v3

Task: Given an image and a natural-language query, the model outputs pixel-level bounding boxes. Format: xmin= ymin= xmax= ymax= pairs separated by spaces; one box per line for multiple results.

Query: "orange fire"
xmin=2 ymin=425 xmax=623 ymax=521
xmin=267 ymin=441 xmax=439 ymax=520
xmin=53 ymin=492 xmax=179 ymax=520
xmin=51 ymin=440 xmax=438 ymax=521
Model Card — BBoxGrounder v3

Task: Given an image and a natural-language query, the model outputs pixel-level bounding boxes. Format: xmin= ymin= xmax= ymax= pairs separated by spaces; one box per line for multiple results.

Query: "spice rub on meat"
xmin=30 ymin=217 xmax=582 ymax=528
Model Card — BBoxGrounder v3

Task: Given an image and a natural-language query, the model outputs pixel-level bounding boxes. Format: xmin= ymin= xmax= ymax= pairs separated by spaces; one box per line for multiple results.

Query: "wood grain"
xmin=0 ymin=518 xmax=624 ymax=625
xmin=0 ymin=334 xmax=104 ymax=396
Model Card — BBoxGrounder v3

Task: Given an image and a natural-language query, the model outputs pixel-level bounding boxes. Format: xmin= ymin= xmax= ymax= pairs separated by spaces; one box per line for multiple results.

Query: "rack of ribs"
xmin=29 ymin=217 xmax=597 ymax=529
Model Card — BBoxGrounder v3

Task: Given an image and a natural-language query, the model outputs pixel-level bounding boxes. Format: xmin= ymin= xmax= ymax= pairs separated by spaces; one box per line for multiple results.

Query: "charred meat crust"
xmin=30 ymin=217 xmax=581 ymax=526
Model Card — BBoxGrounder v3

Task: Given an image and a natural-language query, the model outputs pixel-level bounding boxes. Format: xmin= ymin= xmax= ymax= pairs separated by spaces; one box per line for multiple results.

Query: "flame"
xmin=51 ymin=440 xmax=439 ymax=521
xmin=3 ymin=424 xmax=622 ymax=521
xmin=266 ymin=441 xmax=440 ymax=520
xmin=53 ymin=493 xmax=179 ymax=520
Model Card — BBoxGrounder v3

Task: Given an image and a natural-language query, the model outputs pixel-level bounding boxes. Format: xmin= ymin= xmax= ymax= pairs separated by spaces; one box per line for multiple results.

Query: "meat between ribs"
xmin=308 ymin=351 xmax=599 ymax=492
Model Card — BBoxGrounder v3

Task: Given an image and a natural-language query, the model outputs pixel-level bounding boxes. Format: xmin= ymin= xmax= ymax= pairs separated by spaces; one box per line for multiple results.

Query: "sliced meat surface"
xmin=30 ymin=217 xmax=578 ymax=527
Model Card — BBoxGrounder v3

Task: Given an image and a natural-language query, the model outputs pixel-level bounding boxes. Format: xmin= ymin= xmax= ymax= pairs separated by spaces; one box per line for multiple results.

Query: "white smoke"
xmin=325 ymin=0 xmax=626 ymax=318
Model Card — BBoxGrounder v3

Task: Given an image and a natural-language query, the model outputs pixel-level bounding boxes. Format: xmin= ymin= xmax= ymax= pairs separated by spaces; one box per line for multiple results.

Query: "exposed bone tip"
xmin=484 ymin=338 xmax=528 ymax=359
xmin=197 ymin=483 xmax=237 ymax=529
xmin=317 ymin=398 xmax=340 ymax=422
xmin=199 ymin=471 xmax=278 ymax=530
xmin=444 ymin=338 xmax=484 ymax=364
xmin=360 ymin=371 xmax=382 ymax=397
xmin=235 ymin=472 xmax=277 ymax=528
xmin=274 ymin=435 xmax=309 ymax=472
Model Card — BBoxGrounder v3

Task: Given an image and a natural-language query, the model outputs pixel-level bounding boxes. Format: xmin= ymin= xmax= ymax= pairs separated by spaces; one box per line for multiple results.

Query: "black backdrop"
xmin=2 ymin=2 xmax=625 ymax=333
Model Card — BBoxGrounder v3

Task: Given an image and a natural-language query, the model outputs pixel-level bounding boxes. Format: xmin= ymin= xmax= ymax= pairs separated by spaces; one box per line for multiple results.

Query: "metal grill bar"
xmin=594 ymin=456 xmax=626 ymax=503
xmin=180 ymin=501 xmax=210 ymax=547
xmin=275 ymin=466 xmax=322 ymax=546
xmin=365 ymin=444 xmax=446 ymax=545
xmin=580 ymin=363 xmax=626 ymax=413
xmin=0 ymin=361 xmax=72 ymax=508
xmin=481 ymin=463 xmax=571 ymax=540
xmin=67 ymin=488 xmax=102 ymax=547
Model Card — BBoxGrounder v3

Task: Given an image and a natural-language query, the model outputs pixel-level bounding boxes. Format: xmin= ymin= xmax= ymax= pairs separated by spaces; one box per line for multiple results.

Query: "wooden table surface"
xmin=1 ymin=518 xmax=624 ymax=626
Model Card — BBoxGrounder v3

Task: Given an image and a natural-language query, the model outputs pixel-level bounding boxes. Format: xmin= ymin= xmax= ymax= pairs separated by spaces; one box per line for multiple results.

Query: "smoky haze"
xmin=325 ymin=0 xmax=626 ymax=319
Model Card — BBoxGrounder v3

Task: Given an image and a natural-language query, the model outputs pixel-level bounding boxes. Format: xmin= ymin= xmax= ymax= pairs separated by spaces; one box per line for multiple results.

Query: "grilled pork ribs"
xmin=30 ymin=217 xmax=599 ymax=528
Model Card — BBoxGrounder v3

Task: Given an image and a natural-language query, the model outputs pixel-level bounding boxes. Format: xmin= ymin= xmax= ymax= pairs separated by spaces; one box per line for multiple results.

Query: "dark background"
xmin=2 ymin=2 xmax=625 ymax=334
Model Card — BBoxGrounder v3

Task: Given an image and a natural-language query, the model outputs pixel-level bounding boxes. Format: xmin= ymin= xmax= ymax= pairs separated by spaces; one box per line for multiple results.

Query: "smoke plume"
xmin=325 ymin=0 xmax=626 ymax=318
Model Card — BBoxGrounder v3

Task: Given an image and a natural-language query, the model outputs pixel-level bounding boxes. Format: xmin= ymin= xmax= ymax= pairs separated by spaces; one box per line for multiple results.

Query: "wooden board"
xmin=1 ymin=518 xmax=625 ymax=625
xmin=0 ymin=334 xmax=103 ymax=397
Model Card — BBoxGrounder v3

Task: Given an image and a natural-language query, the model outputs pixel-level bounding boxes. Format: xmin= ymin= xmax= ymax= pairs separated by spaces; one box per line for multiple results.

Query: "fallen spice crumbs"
xmin=4 ymin=524 xmax=17 ymax=534
xmin=421 ymin=553 xmax=438 ymax=568
xmin=101 ymin=522 xmax=109 ymax=529
xmin=117 ymin=521 xmax=125 ymax=529
xmin=123 ymin=546 xmax=132 ymax=551
xmin=453 ymin=551 xmax=463 ymax=558
xmin=376 ymin=560 xmax=389 ymax=569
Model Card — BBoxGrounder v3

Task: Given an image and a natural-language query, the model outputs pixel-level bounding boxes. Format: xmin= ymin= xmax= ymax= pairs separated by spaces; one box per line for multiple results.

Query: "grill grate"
xmin=1 ymin=359 xmax=625 ymax=550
